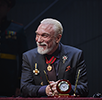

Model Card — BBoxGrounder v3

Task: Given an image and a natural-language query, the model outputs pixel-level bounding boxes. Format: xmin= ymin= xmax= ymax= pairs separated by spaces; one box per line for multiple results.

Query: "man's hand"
xmin=46 ymin=81 xmax=60 ymax=96
xmin=46 ymin=84 xmax=53 ymax=96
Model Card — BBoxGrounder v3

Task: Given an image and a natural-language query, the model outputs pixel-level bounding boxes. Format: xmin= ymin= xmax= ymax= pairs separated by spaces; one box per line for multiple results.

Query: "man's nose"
xmin=37 ymin=36 xmax=43 ymax=43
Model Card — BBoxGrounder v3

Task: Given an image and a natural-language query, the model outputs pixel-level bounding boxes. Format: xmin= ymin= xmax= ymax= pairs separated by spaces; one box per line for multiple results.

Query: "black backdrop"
xmin=8 ymin=0 xmax=102 ymax=96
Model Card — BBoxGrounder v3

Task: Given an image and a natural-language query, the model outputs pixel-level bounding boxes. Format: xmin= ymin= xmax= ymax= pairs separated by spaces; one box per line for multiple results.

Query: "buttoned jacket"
xmin=21 ymin=43 xmax=88 ymax=97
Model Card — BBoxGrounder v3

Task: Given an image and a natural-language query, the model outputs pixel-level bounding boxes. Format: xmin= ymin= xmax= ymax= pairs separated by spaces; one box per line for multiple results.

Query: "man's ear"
xmin=55 ymin=34 xmax=62 ymax=43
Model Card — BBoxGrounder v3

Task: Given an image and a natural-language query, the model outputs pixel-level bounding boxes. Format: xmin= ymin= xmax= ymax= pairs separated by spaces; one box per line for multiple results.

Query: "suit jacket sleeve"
xmin=21 ymin=53 xmax=41 ymax=97
xmin=68 ymin=51 xmax=89 ymax=96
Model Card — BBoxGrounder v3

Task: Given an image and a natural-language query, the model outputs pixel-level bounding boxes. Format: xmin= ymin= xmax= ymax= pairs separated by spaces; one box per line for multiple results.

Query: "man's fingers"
xmin=52 ymin=87 xmax=56 ymax=90
xmin=50 ymin=82 xmax=56 ymax=86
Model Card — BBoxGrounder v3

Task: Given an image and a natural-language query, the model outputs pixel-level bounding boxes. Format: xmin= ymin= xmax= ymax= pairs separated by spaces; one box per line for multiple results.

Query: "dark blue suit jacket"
xmin=21 ymin=43 xmax=88 ymax=97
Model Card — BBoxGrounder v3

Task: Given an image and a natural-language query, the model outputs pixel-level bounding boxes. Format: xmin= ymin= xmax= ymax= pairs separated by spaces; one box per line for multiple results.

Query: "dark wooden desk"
xmin=0 ymin=97 xmax=102 ymax=100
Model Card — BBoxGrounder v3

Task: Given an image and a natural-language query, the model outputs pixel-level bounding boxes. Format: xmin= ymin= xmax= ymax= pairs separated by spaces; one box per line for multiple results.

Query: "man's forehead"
xmin=38 ymin=24 xmax=54 ymax=31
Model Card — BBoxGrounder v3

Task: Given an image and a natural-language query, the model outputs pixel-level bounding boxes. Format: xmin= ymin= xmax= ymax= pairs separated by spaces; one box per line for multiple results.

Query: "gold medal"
xmin=47 ymin=65 xmax=52 ymax=71
xmin=33 ymin=63 xmax=39 ymax=75
xmin=33 ymin=69 xmax=39 ymax=75
xmin=8 ymin=35 xmax=11 ymax=38
xmin=45 ymin=56 xmax=56 ymax=71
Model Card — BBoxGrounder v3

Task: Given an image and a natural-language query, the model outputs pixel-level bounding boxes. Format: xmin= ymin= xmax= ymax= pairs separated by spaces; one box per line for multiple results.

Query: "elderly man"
xmin=21 ymin=18 xmax=88 ymax=97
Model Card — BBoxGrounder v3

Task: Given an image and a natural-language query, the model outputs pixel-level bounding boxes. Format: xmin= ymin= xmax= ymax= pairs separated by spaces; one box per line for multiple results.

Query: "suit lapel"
xmin=58 ymin=44 xmax=71 ymax=79
xmin=33 ymin=53 xmax=48 ymax=85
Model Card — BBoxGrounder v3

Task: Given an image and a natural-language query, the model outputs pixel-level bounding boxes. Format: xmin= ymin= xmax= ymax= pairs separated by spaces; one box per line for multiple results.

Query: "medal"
xmin=33 ymin=69 xmax=39 ymax=75
xmin=45 ymin=56 xmax=56 ymax=71
xmin=62 ymin=55 xmax=67 ymax=63
xmin=33 ymin=63 xmax=39 ymax=75
xmin=47 ymin=65 xmax=52 ymax=71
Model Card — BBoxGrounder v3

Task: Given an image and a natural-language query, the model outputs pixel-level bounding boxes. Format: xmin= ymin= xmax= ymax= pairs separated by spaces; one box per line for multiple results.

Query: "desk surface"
xmin=0 ymin=97 xmax=102 ymax=100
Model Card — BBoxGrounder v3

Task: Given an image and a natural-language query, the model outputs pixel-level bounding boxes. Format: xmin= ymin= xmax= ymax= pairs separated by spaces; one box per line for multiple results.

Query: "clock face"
xmin=56 ymin=79 xmax=71 ymax=94
xmin=59 ymin=81 xmax=69 ymax=92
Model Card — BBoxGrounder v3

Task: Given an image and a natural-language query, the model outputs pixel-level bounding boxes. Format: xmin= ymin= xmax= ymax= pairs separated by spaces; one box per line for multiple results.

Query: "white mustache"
xmin=37 ymin=42 xmax=47 ymax=46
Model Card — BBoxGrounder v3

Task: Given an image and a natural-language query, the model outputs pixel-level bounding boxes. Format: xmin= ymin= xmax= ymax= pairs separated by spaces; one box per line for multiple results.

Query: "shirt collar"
xmin=44 ymin=43 xmax=61 ymax=60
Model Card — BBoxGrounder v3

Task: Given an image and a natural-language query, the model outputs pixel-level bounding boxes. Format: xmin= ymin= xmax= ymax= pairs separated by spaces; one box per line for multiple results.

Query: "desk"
xmin=0 ymin=97 xmax=102 ymax=100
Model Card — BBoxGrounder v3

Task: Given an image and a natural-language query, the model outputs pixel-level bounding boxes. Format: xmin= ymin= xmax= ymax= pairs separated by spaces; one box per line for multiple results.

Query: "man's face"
xmin=35 ymin=24 xmax=57 ymax=55
xmin=0 ymin=0 xmax=10 ymax=18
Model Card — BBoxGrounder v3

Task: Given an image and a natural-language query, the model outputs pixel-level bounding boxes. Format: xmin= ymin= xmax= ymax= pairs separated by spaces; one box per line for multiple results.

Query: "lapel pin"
xmin=33 ymin=63 xmax=39 ymax=75
xmin=62 ymin=55 xmax=67 ymax=63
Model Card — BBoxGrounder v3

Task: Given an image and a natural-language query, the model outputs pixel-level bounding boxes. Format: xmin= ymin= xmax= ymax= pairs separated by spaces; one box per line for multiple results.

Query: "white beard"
xmin=37 ymin=41 xmax=56 ymax=55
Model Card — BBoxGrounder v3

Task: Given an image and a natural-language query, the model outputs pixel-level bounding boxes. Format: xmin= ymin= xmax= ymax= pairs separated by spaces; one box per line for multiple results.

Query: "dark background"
xmin=7 ymin=0 xmax=102 ymax=97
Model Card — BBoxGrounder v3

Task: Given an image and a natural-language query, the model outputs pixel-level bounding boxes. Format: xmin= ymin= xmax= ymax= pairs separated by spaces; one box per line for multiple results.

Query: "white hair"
xmin=41 ymin=18 xmax=63 ymax=35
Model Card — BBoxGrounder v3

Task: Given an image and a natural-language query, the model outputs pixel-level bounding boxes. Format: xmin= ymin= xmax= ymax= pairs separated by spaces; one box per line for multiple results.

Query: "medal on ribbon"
xmin=45 ymin=56 xmax=56 ymax=71
xmin=33 ymin=63 xmax=39 ymax=75
xmin=5 ymin=30 xmax=17 ymax=39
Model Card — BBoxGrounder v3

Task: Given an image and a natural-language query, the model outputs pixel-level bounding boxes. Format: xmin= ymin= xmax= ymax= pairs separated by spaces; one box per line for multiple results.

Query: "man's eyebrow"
xmin=35 ymin=32 xmax=50 ymax=35
xmin=43 ymin=32 xmax=50 ymax=35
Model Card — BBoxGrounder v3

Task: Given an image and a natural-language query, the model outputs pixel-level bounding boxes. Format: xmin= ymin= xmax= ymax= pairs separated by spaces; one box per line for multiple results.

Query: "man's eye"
xmin=42 ymin=34 xmax=49 ymax=38
xmin=43 ymin=35 xmax=48 ymax=37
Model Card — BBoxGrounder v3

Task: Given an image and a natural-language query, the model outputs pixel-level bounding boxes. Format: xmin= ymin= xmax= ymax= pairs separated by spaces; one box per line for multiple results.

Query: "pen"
xmin=43 ymin=70 xmax=54 ymax=96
